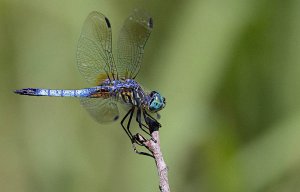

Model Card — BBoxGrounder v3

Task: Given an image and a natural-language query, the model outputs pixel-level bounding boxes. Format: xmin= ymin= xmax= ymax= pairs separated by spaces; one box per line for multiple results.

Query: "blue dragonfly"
xmin=14 ymin=10 xmax=166 ymax=155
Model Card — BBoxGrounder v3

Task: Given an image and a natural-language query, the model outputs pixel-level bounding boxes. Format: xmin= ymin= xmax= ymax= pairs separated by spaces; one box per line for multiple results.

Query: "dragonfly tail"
xmin=14 ymin=88 xmax=43 ymax=96
xmin=14 ymin=88 xmax=94 ymax=97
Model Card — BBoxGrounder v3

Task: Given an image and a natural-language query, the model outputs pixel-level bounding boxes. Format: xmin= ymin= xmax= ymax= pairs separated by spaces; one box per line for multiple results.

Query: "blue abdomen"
xmin=14 ymin=87 xmax=100 ymax=97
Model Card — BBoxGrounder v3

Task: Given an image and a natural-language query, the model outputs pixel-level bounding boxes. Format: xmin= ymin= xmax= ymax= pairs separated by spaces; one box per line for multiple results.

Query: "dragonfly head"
xmin=148 ymin=91 xmax=166 ymax=112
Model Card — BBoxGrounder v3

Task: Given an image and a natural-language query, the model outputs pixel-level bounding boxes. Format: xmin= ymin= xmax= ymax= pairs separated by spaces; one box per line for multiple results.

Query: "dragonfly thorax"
xmin=107 ymin=79 xmax=147 ymax=107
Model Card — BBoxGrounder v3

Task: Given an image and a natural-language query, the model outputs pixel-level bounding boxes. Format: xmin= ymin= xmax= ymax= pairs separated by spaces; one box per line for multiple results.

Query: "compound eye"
xmin=149 ymin=97 xmax=163 ymax=112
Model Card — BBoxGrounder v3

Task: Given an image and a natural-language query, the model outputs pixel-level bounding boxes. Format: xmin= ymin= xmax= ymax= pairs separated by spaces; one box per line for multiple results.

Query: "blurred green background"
xmin=1 ymin=0 xmax=300 ymax=191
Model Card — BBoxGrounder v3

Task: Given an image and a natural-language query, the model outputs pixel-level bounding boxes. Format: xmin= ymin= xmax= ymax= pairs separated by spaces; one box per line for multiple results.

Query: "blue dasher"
xmin=14 ymin=10 xmax=166 ymax=155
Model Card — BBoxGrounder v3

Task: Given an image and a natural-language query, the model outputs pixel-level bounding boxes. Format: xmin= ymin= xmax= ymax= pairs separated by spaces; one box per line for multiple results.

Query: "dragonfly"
xmin=14 ymin=10 xmax=166 ymax=155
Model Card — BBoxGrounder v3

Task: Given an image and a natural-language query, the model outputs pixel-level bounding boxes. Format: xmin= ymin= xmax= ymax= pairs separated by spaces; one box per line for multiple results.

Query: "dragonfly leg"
xmin=121 ymin=107 xmax=142 ymax=145
xmin=136 ymin=108 xmax=151 ymax=136
xmin=120 ymin=107 xmax=134 ymax=141
xmin=124 ymin=107 xmax=144 ymax=147
xmin=132 ymin=134 xmax=154 ymax=158
xmin=133 ymin=133 xmax=154 ymax=158
xmin=126 ymin=108 xmax=154 ymax=157
xmin=143 ymin=110 xmax=161 ymax=143
xmin=121 ymin=107 xmax=154 ymax=158
xmin=126 ymin=107 xmax=142 ymax=145
xmin=144 ymin=110 xmax=160 ymax=124
xmin=143 ymin=110 xmax=161 ymax=130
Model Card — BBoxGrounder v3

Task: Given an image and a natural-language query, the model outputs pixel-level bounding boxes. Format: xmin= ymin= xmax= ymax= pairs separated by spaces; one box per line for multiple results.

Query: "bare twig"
xmin=136 ymin=131 xmax=170 ymax=192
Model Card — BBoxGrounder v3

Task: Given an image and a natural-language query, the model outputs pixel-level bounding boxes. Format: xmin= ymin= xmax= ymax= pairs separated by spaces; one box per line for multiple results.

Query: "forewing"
xmin=80 ymin=98 xmax=119 ymax=123
xmin=77 ymin=11 xmax=117 ymax=85
xmin=117 ymin=9 xmax=153 ymax=79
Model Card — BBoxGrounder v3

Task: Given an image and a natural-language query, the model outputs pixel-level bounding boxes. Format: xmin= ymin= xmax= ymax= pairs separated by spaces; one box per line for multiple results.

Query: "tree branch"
xmin=136 ymin=131 xmax=170 ymax=192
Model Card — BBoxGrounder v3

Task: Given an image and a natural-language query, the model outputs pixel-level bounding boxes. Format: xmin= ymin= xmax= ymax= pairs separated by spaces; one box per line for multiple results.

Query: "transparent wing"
xmin=77 ymin=11 xmax=117 ymax=85
xmin=117 ymin=9 xmax=153 ymax=79
xmin=80 ymin=98 xmax=119 ymax=123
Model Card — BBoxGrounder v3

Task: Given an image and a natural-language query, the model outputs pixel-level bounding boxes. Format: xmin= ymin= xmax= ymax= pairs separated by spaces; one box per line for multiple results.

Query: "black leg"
xmin=142 ymin=111 xmax=160 ymax=143
xmin=129 ymin=108 xmax=155 ymax=157
xmin=143 ymin=110 xmax=161 ymax=132
xmin=132 ymin=134 xmax=154 ymax=158
xmin=136 ymin=108 xmax=151 ymax=136
xmin=126 ymin=107 xmax=141 ymax=145
xmin=121 ymin=107 xmax=155 ymax=158
xmin=125 ymin=107 xmax=145 ymax=148
xmin=144 ymin=110 xmax=159 ymax=122
xmin=120 ymin=108 xmax=134 ymax=141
